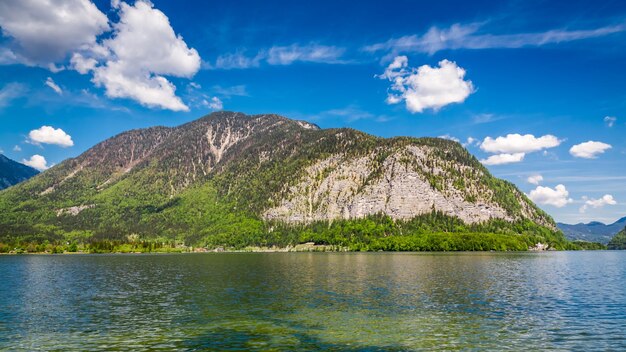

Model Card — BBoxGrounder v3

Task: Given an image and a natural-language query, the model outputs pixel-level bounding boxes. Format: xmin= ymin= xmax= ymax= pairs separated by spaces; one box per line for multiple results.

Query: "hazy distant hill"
xmin=0 ymin=154 xmax=39 ymax=190
xmin=0 ymin=112 xmax=566 ymax=250
xmin=558 ymin=218 xmax=626 ymax=244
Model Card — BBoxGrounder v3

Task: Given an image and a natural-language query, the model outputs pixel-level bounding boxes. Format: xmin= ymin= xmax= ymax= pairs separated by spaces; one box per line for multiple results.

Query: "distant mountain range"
xmin=0 ymin=154 xmax=39 ymax=190
xmin=558 ymin=217 xmax=626 ymax=244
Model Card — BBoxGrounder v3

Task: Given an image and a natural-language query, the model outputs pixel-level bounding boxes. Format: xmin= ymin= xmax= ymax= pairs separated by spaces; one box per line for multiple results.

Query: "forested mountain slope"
xmin=608 ymin=227 xmax=626 ymax=250
xmin=0 ymin=112 xmax=567 ymax=251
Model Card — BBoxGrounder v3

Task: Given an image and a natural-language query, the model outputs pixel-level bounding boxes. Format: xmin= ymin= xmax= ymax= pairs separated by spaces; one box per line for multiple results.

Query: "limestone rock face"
xmin=264 ymin=146 xmax=511 ymax=224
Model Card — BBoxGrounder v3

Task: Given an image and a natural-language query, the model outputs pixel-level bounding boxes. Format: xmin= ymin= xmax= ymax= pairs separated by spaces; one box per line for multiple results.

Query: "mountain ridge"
xmin=558 ymin=217 xmax=626 ymax=244
xmin=0 ymin=111 xmax=567 ymax=251
xmin=0 ymin=154 xmax=39 ymax=190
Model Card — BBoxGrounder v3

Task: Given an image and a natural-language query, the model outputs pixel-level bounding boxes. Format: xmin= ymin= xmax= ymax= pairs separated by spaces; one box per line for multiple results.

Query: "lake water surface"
xmin=1 ymin=252 xmax=625 ymax=351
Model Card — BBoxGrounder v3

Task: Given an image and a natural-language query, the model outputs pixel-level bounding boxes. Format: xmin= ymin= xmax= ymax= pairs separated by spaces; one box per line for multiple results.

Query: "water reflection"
xmin=0 ymin=252 xmax=624 ymax=350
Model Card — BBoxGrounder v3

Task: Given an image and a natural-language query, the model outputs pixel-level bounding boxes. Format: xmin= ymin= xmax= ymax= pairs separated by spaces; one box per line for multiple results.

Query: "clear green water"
xmin=1 ymin=252 xmax=625 ymax=351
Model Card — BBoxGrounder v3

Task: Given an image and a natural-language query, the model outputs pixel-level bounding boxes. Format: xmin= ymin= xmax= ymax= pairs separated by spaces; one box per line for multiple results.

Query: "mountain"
xmin=0 ymin=154 xmax=39 ymax=190
xmin=0 ymin=112 xmax=567 ymax=251
xmin=558 ymin=217 xmax=626 ymax=244
xmin=608 ymin=227 xmax=626 ymax=250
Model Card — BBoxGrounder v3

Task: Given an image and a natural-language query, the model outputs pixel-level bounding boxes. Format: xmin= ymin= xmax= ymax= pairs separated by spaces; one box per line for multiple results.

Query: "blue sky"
xmin=0 ymin=0 xmax=625 ymax=224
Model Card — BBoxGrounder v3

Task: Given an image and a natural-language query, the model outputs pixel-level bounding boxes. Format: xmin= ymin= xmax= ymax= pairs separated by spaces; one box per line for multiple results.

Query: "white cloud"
xmin=203 ymin=97 xmax=223 ymax=110
xmin=0 ymin=47 xmax=19 ymax=65
xmin=211 ymin=52 xmax=264 ymax=70
xmin=22 ymin=154 xmax=49 ymax=171
xmin=93 ymin=65 xmax=190 ymax=111
xmin=480 ymin=153 xmax=525 ymax=165
xmin=28 ymin=126 xmax=74 ymax=147
xmin=45 ymin=77 xmax=62 ymax=94
xmin=13 ymin=145 xmax=21 ymax=152
xmin=0 ymin=0 xmax=109 ymax=65
xmin=365 ymin=22 xmax=625 ymax=55
xmin=210 ymin=44 xmax=345 ymax=70
xmin=0 ymin=82 xmax=26 ymax=108
xmin=604 ymin=116 xmax=617 ymax=127
xmin=527 ymin=174 xmax=544 ymax=185
xmin=380 ymin=56 xmax=474 ymax=113
xmin=479 ymin=134 xmax=561 ymax=165
xmin=1 ymin=0 xmax=200 ymax=111
xmin=89 ymin=0 xmax=201 ymax=111
xmin=579 ymin=194 xmax=617 ymax=213
xmin=528 ymin=184 xmax=573 ymax=208
xmin=480 ymin=134 xmax=561 ymax=154
xmin=70 ymin=53 xmax=98 ymax=74
xmin=569 ymin=141 xmax=612 ymax=159
xmin=266 ymin=44 xmax=345 ymax=65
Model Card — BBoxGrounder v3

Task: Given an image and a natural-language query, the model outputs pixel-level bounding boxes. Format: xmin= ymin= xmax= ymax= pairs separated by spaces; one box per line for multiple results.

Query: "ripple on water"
xmin=0 ymin=252 xmax=625 ymax=351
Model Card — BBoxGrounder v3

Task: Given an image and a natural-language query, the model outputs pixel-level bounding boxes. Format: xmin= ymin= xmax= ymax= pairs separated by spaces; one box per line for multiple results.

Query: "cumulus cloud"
xmin=569 ymin=141 xmax=612 ymax=159
xmin=480 ymin=153 xmax=525 ymax=165
xmin=70 ymin=53 xmax=98 ymax=74
xmin=604 ymin=116 xmax=617 ymax=127
xmin=0 ymin=0 xmax=109 ymax=66
xmin=365 ymin=22 xmax=625 ymax=55
xmin=13 ymin=145 xmax=21 ymax=152
xmin=580 ymin=194 xmax=617 ymax=213
xmin=528 ymin=184 xmax=573 ymax=208
xmin=210 ymin=44 xmax=346 ymax=70
xmin=22 ymin=154 xmax=49 ymax=171
xmin=28 ymin=126 xmax=74 ymax=147
xmin=45 ymin=77 xmax=62 ymax=94
xmin=379 ymin=56 xmax=474 ymax=113
xmin=479 ymin=134 xmax=561 ymax=165
xmin=527 ymin=174 xmax=544 ymax=185
xmin=88 ymin=0 xmax=201 ymax=111
xmin=1 ymin=0 xmax=201 ymax=111
xmin=480 ymin=134 xmax=562 ymax=154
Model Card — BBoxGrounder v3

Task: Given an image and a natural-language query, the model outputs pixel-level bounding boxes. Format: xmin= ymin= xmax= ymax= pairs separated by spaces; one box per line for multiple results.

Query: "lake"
xmin=0 ymin=252 xmax=625 ymax=351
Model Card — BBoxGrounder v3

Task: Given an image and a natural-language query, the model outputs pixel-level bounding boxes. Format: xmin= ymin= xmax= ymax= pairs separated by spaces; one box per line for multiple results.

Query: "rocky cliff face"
xmin=266 ymin=148 xmax=509 ymax=224
xmin=0 ymin=111 xmax=557 ymax=242
xmin=263 ymin=139 xmax=552 ymax=227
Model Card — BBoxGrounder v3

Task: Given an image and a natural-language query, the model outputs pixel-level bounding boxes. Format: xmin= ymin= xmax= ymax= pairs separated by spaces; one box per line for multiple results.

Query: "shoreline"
xmin=1 ymin=248 xmax=611 ymax=255
xmin=1 ymin=238 xmax=608 ymax=255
